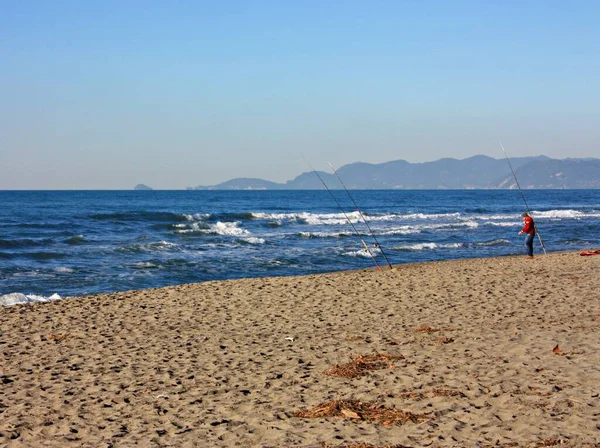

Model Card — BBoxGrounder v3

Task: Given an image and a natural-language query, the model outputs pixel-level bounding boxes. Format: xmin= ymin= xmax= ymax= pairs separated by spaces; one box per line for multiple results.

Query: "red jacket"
xmin=521 ymin=216 xmax=535 ymax=234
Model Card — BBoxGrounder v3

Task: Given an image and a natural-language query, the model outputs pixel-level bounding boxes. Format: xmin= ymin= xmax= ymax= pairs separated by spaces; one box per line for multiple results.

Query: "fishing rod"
xmin=303 ymin=158 xmax=382 ymax=270
xmin=327 ymin=162 xmax=394 ymax=269
xmin=500 ymin=141 xmax=547 ymax=255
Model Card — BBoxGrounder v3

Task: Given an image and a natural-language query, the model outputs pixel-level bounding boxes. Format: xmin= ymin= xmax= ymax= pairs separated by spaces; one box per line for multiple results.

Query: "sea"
xmin=1 ymin=189 xmax=599 ymax=306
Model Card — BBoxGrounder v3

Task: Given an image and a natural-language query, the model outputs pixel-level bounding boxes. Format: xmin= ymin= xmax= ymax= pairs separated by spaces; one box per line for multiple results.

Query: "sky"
xmin=1 ymin=1 xmax=599 ymax=190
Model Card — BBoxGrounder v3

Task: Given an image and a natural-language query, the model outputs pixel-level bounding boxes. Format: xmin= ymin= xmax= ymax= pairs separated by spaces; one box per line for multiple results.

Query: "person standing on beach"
xmin=518 ymin=212 xmax=536 ymax=258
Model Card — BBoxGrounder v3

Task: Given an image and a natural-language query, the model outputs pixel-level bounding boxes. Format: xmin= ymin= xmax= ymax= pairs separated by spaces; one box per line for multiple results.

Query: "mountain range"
xmin=188 ymin=155 xmax=600 ymax=190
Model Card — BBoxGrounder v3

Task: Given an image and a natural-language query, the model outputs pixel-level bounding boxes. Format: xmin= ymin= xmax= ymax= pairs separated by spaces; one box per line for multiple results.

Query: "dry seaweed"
xmin=414 ymin=324 xmax=439 ymax=333
xmin=323 ymin=353 xmax=405 ymax=378
xmin=292 ymin=399 xmax=430 ymax=426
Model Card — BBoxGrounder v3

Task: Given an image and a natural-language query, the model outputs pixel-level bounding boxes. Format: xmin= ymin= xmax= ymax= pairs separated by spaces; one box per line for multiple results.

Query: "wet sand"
xmin=1 ymin=251 xmax=599 ymax=447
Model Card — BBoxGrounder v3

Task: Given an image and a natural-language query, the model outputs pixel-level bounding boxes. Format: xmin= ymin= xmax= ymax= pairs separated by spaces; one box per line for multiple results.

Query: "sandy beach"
xmin=1 ymin=251 xmax=599 ymax=447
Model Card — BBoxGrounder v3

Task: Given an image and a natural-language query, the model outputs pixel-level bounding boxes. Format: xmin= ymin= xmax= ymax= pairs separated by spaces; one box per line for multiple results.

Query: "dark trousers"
xmin=524 ymin=233 xmax=535 ymax=257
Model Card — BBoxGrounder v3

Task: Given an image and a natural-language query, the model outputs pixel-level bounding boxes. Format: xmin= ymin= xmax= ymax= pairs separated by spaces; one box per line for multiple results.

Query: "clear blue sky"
xmin=1 ymin=1 xmax=599 ymax=189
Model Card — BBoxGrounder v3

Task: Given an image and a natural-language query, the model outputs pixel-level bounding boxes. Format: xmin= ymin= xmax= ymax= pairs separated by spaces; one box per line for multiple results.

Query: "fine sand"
xmin=1 ymin=251 xmax=599 ymax=447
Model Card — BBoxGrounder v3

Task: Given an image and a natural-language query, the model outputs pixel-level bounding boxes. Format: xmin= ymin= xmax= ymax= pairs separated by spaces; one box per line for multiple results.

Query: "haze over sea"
xmin=1 ymin=189 xmax=599 ymax=306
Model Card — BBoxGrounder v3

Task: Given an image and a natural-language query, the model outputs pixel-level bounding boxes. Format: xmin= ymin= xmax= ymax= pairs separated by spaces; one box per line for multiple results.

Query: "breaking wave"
xmin=0 ymin=293 xmax=63 ymax=306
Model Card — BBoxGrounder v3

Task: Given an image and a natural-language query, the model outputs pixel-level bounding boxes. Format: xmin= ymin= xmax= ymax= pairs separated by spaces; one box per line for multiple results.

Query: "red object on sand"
xmin=580 ymin=249 xmax=600 ymax=256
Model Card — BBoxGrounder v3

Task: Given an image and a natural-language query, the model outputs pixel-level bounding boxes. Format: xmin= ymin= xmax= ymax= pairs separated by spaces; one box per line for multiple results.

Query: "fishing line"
xmin=327 ymin=162 xmax=394 ymax=269
xmin=500 ymin=141 xmax=547 ymax=254
xmin=303 ymin=158 xmax=382 ymax=269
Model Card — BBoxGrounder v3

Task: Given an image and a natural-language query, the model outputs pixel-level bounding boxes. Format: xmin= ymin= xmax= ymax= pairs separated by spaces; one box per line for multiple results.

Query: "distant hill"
xmin=188 ymin=155 xmax=600 ymax=190
xmin=134 ymin=184 xmax=153 ymax=190
xmin=191 ymin=178 xmax=281 ymax=190
xmin=494 ymin=158 xmax=600 ymax=189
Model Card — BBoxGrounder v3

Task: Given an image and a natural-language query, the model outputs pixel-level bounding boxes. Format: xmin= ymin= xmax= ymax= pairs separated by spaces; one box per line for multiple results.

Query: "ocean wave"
xmin=237 ymin=237 xmax=266 ymax=245
xmin=64 ymin=235 xmax=86 ymax=245
xmin=195 ymin=212 xmax=255 ymax=222
xmin=0 ymin=238 xmax=55 ymax=248
xmin=173 ymin=222 xmax=213 ymax=233
xmin=470 ymin=214 xmax=515 ymax=221
xmin=475 ymin=239 xmax=511 ymax=247
xmin=253 ymin=211 xmax=363 ymax=226
xmin=176 ymin=221 xmax=252 ymax=237
xmin=21 ymin=252 xmax=70 ymax=260
xmin=117 ymin=241 xmax=182 ymax=253
xmin=392 ymin=242 xmax=465 ymax=251
xmin=401 ymin=212 xmax=462 ymax=220
xmin=299 ymin=231 xmax=355 ymax=239
xmin=329 ymin=211 xmax=464 ymax=222
xmin=182 ymin=213 xmax=211 ymax=221
xmin=379 ymin=226 xmax=421 ymax=235
xmin=530 ymin=209 xmax=600 ymax=219
xmin=132 ymin=261 xmax=160 ymax=269
xmin=484 ymin=221 xmax=519 ymax=227
xmin=91 ymin=211 xmax=187 ymax=222
xmin=420 ymin=221 xmax=479 ymax=231
xmin=0 ymin=293 xmax=62 ymax=306
xmin=344 ymin=246 xmax=383 ymax=258
xmin=211 ymin=221 xmax=250 ymax=236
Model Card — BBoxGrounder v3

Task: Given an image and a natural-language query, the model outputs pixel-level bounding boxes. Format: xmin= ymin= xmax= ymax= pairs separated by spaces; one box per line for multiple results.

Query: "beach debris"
xmin=552 ymin=344 xmax=563 ymax=355
xmin=285 ymin=337 xmax=295 ymax=342
xmin=323 ymin=353 xmax=405 ymax=378
xmin=156 ymin=394 xmax=169 ymax=399
xmin=533 ymin=439 xmax=568 ymax=447
xmin=396 ymin=387 xmax=466 ymax=401
xmin=381 ymin=337 xmax=399 ymax=345
xmin=437 ymin=336 xmax=454 ymax=344
xmin=264 ymin=444 xmax=412 ymax=448
xmin=293 ymin=399 xmax=430 ymax=425
xmin=340 ymin=409 xmax=361 ymax=419
xmin=309 ymin=443 xmax=414 ymax=448
xmin=431 ymin=387 xmax=464 ymax=397
xmin=415 ymin=324 xmax=439 ymax=333
xmin=41 ymin=333 xmax=70 ymax=343
xmin=345 ymin=335 xmax=364 ymax=341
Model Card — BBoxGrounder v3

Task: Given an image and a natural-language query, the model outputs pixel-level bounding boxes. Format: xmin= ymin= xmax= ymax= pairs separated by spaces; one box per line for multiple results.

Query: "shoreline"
xmin=1 ymin=251 xmax=599 ymax=447
xmin=3 ymin=249 xmax=597 ymax=307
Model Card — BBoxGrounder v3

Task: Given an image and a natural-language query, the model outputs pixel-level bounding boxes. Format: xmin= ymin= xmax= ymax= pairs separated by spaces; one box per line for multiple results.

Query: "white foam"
xmin=252 ymin=212 xmax=296 ymax=220
xmin=0 ymin=293 xmax=62 ymax=306
xmin=363 ymin=213 xmax=397 ymax=222
xmin=392 ymin=242 xmax=465 ymax=251
xmin=443 ymin=243 xmax=465 ymax=248
xmin=299 ymin=231 xmax=355 ymax=238
xmin=183 ymin=213 xmax=211 ymax=221
xmin=402 ymin=212 xmax=462 ymax=220
xmin=54 ymin=267 xmax=74 ymax=273
xmin=241 ymin=237 xmax=265 ymax=244
xmin=476 ymin=239 xmax=511 ymax=246
xmin=302 ymin=211 xmax=362 ymax=226
xmin=379 ymin=226 xmax=421 ymax=235
xmin=530 ymin=209 xmax=592 ymax=219
xmin=153 ymin=241 xmax=179 ymax=248
xmin=132 ymin=261 xmax=159 ymax=269
xmin=213 ymin=221 xmax=250 ymax=236
xmin=344 ymin=247 xmax=382 ymax=258
xmin=420 ymin=221 xmax=479 ymax=231
xmin=253 ymin=211 xmax=362 ymax=225
xmin=394 ymin=242 xmax=439 ymax=251
xmin=472 ymin=214 xmax=515 ymax=221
xmin=176 ymin=221 xmax=250 ymax=236
xmin=485 ymin=221 xmax=519 ymax=227
xmin=175 ymin=222 xmax=211 ymax=233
